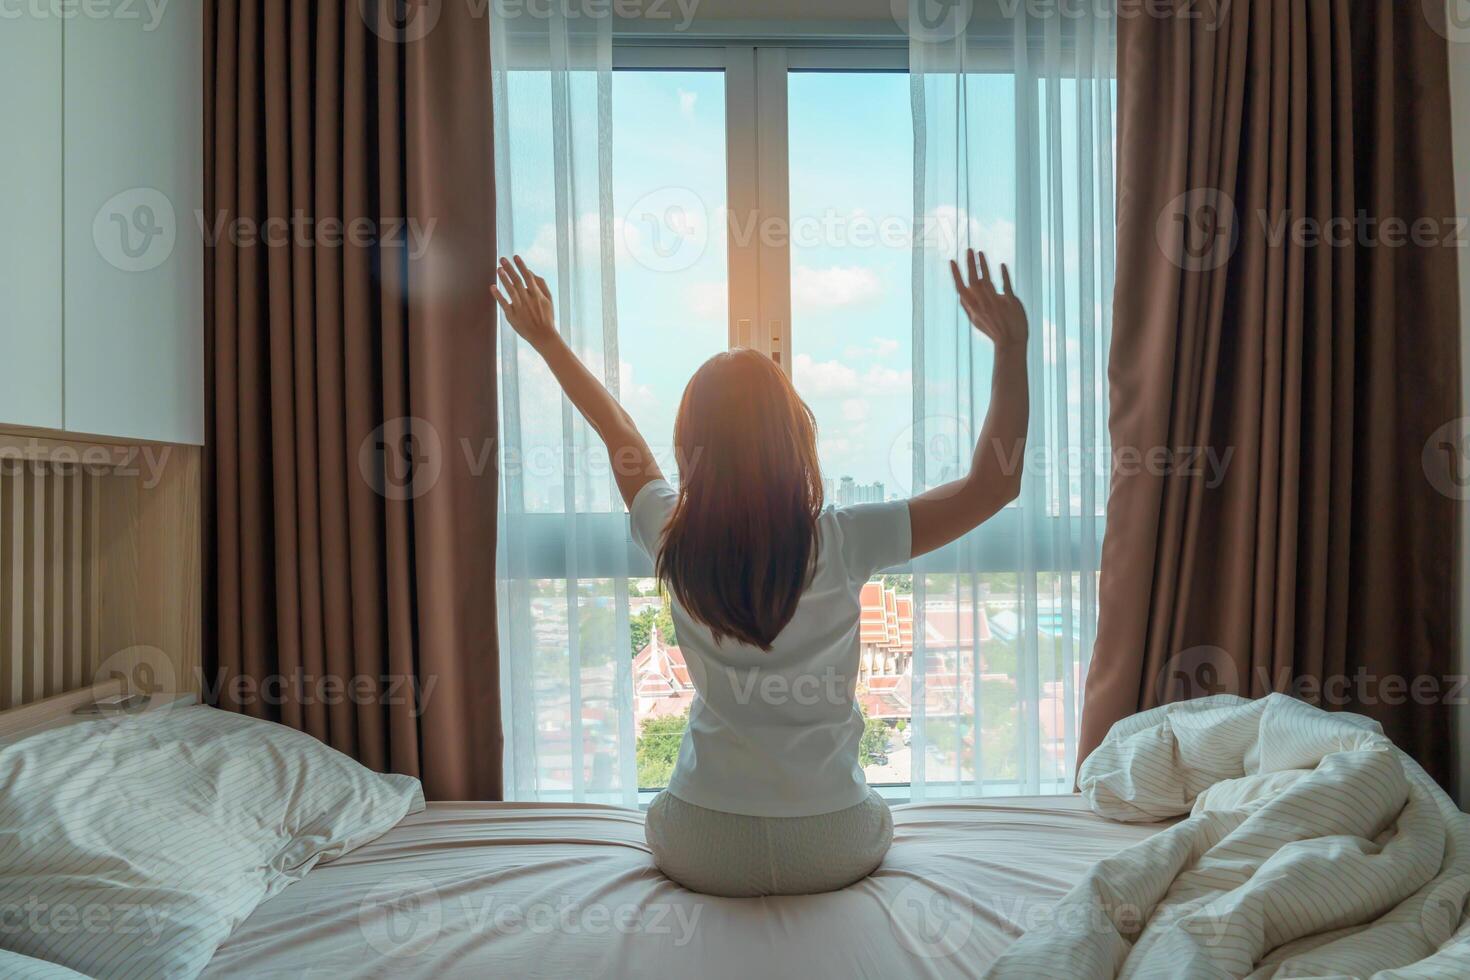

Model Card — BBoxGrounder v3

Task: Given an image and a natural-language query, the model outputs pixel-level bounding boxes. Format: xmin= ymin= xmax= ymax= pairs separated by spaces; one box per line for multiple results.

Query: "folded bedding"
xmin=0 ymin=703 xmax=423 ymax=979
xmin=988 ymin=694 xmax=1470 ymax=978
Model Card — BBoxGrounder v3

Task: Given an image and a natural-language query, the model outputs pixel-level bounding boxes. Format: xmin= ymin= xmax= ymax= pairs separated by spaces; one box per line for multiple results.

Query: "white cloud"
xmin=678 ymin=89 xmax=698 ymax=116
xmin=841 ymin=398 xmax=870 ymax=424
xmin=616 ymin=359 xmax=660 ymax=419
xmin=791 ymin=265 xmax=884 ymax=310
xmin=521 ymin=214 xmax=636 ymax=271
xmin=924 ymin=207 xmax=1018 ymax=267
xmin=793 ymin=353 xmax=912 ymax=399
xmin=844 ymin=337 xmax=901 ymax=361
xmin=686 ymin=280 xmax=727 ymax=321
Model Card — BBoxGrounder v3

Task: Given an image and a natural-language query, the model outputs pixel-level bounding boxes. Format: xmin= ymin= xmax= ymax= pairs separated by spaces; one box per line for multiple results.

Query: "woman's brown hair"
xmin=655 ymin=349 xmax=823 ymax=651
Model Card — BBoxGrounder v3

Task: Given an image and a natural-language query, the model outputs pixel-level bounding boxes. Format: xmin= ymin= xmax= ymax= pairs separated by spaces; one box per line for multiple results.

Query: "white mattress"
xmin=204 ymin=796 xmax=1166 ymax=979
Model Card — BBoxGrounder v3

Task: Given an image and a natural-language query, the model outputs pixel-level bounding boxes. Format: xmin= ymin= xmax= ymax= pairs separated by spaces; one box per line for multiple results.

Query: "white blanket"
xmin=987 ymin=694 xmax=1470 ymax=978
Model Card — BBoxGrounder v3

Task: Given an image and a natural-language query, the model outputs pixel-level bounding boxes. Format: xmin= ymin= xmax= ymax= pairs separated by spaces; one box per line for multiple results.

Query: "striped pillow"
xmin=0 ymin=704 xmax=424 ymax=979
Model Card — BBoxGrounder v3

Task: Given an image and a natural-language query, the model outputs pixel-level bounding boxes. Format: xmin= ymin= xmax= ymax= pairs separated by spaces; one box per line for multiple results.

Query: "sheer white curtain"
xmin=903 ymin=4 xmax=1116 ymax=795
xmin=492 ymin=12 xmax=641 ymax=805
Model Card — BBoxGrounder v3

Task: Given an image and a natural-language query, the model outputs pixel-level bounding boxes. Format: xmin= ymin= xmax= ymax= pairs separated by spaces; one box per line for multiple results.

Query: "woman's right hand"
xmin=950 ymin=248 xmax=1028 ymax=353
xmin=492 ymin=255 xmax=559 ymax=350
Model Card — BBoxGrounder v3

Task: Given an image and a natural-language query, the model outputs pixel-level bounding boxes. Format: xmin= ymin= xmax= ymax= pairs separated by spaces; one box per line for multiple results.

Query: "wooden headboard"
xmin=0 ymin=427 xmax=200 ymax=710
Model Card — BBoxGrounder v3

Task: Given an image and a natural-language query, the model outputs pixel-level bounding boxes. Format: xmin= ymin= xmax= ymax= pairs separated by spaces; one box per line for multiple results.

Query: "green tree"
xmin=636 ymin=711 xmax=688 ymax=788
xmin=859 ymin=716 xmax=890 ymax=767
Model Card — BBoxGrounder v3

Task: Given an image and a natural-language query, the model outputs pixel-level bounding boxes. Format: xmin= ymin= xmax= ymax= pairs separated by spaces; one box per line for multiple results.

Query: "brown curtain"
xmin=203 ymin=1 xmax=502 ymax=800
xmin=1081 ymin=0 xmax=1462 ymax=784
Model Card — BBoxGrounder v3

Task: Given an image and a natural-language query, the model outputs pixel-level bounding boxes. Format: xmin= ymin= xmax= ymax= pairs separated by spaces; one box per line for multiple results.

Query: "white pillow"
xmin=0 ymin=703 xmax=424 ymax=979
xmin=0 ymin=950 xmax=90 ymax=979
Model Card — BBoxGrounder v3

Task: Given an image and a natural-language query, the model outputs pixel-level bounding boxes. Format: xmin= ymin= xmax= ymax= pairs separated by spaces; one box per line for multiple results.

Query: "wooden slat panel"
xmin=0 ymin=459 xmax=105 ymax=709
xmin=1 ymin=431 xmax=200 ymax=715
xmin=25 ymin=462 xmax=42 ymax=706
xmin=2 ymin=463 xmax=20 ymax=708
xmin=65 ymin=467 xmax=83 ymax=692
xmin=46 ymin=461 xmax=63 ymax=697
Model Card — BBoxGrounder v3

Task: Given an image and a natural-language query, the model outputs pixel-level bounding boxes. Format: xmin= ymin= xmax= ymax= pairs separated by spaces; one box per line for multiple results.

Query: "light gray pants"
xmin=645 ymin=789 xmax=894 ymax=898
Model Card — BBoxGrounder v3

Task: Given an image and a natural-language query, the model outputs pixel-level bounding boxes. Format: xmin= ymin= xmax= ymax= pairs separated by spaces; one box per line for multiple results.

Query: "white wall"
xmin=1450 ymin=2 xmax=1470 ymax=808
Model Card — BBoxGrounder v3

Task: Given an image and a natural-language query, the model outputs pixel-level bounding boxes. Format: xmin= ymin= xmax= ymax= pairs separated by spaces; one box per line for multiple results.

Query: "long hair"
xmin=655 ymin=349 xmax=823 ymax=651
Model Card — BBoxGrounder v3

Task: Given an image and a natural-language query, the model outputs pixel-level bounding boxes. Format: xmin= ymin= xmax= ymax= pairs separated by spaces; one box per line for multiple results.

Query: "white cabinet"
xmin=0 ymin=3 xmax=203 ymax=446
xmin=0 ymin=10 xmax=64 ymax=430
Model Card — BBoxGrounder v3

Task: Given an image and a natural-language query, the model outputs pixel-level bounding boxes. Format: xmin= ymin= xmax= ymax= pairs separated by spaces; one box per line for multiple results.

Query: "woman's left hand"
xmin=950 ymin=248 xmax=1028 ymax=353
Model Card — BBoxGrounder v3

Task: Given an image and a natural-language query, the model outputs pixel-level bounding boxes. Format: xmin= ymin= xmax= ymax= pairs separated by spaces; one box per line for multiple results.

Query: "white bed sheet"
xmin=204 ymin=796 xmax=1165 ymax=979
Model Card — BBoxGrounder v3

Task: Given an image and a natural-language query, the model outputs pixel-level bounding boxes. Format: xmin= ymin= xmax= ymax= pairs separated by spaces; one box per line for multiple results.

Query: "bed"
xmin=8 ymin=688 xmax=1470 ymax=978
xmin=203 ymin=797 xmax=1164 ymax=980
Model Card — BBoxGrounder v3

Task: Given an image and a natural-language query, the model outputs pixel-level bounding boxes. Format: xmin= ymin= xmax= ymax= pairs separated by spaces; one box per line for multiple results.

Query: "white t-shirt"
xmin=629 ymin=479 xmax=912 ymax=818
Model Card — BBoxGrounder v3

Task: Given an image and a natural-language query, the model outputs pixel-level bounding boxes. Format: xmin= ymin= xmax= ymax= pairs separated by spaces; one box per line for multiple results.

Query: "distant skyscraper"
xmin=833 ymin=476 xmax=886 ymax=506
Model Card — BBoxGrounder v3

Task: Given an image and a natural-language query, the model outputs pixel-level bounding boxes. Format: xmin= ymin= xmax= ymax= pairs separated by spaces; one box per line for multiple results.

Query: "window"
xmin=495 ymin=29 xmax=1115 ymax=803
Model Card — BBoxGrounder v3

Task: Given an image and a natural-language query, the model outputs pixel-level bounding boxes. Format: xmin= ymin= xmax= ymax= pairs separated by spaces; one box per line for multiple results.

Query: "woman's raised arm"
xmin=492 ymin=255 xmax=665 ymax=508
xmin=906 ymin=249 xmax=1031 ymax=559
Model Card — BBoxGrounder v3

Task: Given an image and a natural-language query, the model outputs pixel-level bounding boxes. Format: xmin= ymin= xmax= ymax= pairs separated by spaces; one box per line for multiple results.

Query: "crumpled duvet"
xmin=987 ymin=694 xmax=1470 ymax=979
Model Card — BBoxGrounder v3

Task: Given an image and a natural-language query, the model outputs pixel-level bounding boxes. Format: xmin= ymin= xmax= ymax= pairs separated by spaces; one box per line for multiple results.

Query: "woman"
xmin=492 ymin=250 xmax=1029 ymax=897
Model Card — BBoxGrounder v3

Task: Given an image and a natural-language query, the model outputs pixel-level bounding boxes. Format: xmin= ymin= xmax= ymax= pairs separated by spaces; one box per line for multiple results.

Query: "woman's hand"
xmin=492 ymin=255 xmax=558 ymax=351
xmin=950 ymin=248 xmax=1028 ymax=352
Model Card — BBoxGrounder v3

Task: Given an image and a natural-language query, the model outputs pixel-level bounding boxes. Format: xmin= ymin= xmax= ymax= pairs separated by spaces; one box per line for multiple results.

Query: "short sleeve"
xmin=832 ymin=500 xmax=912 ymax=584
xmin=628 ymin=479 xmax=678 ymax=561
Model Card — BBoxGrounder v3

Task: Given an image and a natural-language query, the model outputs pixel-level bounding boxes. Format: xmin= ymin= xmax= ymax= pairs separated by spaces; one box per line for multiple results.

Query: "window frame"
xmin=497 ymin=31 xmax=1110 ymax=803
xmin=499 ymin=38 xmax=1102 ymax=581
